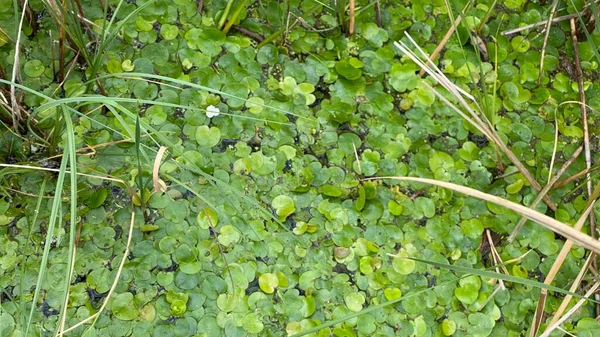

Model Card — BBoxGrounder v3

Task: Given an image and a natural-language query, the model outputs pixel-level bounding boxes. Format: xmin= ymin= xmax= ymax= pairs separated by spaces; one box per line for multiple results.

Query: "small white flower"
xmin=206 ymin=105 xmax=220 ymax=118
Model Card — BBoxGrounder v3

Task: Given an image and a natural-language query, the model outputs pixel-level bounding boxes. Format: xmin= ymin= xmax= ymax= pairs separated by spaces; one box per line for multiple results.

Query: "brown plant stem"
xmin=508 ymin=145 xmax=583 ymax=242
xmin=570 ymin=16 xmax=598 ymax=317
xmin=537 ymin=0 xmax=559 ymax=85
xmin=419 ymin=16 xmax=462 ymax=77
xmin=375 ymin=0 xmax=382 ymax=27
xmin=231 ymin=24 xmax=264 ymax=42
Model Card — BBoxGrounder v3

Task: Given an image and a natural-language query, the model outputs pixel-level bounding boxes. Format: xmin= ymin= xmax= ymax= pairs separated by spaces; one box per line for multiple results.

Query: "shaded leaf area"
xmin=0 ymin=0 xmax=599 ymax=337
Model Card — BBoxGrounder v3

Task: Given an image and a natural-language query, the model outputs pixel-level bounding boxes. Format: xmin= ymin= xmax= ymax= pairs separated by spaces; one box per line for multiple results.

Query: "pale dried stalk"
xmin=10 ymin=0 xmax=29 ymax=128
xmin=509 ymin=145 xmax=583 ymax=242
xmin=419 ymin=16 xmax=462 ymax=77
xmin=538 ymin=0 xmax=559 ymax=84
xmin=477 ymin=230 xmax=507 ymax=309
xmin=395 ymin=35 xmax=557 ymax=211
xmin=0 ymin=163 xmax=124 ymax=184
xmin=487 ymin=230 xmax=509 ymax=280
xmin=502 ymin=0 xmax=600 ymax=36
xmin=370 ymin=176 xmax=600 ymax=254
xmin=570 ymin=16 xmax=599 ymax=316
xmin=152 ymin=146 xmax=168 ymax=193
xmin=530 ymin=202 xmax=595 ymax=336
xmin=541 ymin=253 xmax=595 ymax=335
xmin=570 ymin=18 xmax=596 ymax=237
xmin=539 ymin=280 xmax=600 ymax=337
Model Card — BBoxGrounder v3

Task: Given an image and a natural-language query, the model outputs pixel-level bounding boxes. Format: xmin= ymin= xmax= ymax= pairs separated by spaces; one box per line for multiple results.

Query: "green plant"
xmin=1 ymin=1 xmax=599 ymax=337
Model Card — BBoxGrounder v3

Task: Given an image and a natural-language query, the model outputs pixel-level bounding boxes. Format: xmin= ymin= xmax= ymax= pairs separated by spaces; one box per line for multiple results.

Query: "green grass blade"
xmin=290 ymin=276 xmax=459 ymax=336
xmin=24 ymin=139 xmax=69 ymax=337
xmin=55 ymin=105 xmax=79 ymax=334
xmin=410 ymin=258 xmax=600 ymax=304
xmin=292 ymin=256 xmax=599 ymax=336
xmin=94 ymin=73 xmax=307 ymax=119
xmin=135 ymin=116 xmax=145 ymax=209
xmin=18 ymin=178 xmax=46 ymax=333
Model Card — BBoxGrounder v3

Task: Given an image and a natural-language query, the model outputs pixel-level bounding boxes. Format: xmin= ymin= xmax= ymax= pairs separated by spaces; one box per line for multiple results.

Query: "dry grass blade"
xmin=45 ymin=138 xmax=135 ymax=160
xmin=0 ymin=163 xmax=124 ymax=183
xmin=395 ymin=36 xmax=557 ymax=212
xmin=348 ymin=0 xmax=355 ymax=35
xmin=570 ymin=17 xmax=596 ymax=237
xmin=418 ymin=16 xmax=462 ymax=77
xmin=10 ymin=0 xmax=30 ymax=128
xmin=352 ymin=142 xmax=362 ymax=174
xmin=153 ymin=146 xmax=168 ymax=193
xmin=538 ymin=0 xmax=559 ymax=85
xmin=542 ymin=252 xmax=595 ymax=335
xmin=529 ymin=202 xmax=595 ymax=336
xmin=366 ymin=176 xmax=600 ymax=254
xmin=486 ymin=230 xmax=509 ymax=279
xmin=479 ymin=231 xmax=508 ymax=309
xmin=502 ymin=12 xmax=579 ymax=35
xmin=570 ymin=16 xmax=599 ymax=316
xmin=539 ymin=280 xmax=600 ymax=337
xmin=554 ymin=167 xmax=596 ymax=188
xmin=509 ymin=145 xmax=583 ymax=242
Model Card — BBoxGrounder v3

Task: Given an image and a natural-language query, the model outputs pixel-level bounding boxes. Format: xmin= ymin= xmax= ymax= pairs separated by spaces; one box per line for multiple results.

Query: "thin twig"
xmin=231 ymin=24 xmax=264 ymax=42
xmin=542 ymin=252 xmax=595 ymax=335
xmin=570 ymin=16 xmax=598 ymax=317
xmin=553 ymin=166 xmax=595 ymax=188
xmin=571 ymin=18 xmax=594 ymax=235
xmin=419 ymin=16 xmax=462 ymax=77
xmin=197 ymin=0 xmax=204 ymax=14
xmin=352 ymin=142 xmax=361 ymax=174
xmin=502 ymin=0 xmax=600 ymax=36
xmin=530 ymin=201 xmax=595 ymax=336
xmin=374 ymin=0 xmax=381 ymax=27
xmin=509 ymin=145 xmax=583 ymax=242
xmin=478 ymin=230 xmax=507 ymax=309
xmin=538 ymin=0 xmax=559 ymax=85
xmin=502 ymin=13 xmax=580 ymax=35
xmin=540 ymin=279 xmax=600 ymax=337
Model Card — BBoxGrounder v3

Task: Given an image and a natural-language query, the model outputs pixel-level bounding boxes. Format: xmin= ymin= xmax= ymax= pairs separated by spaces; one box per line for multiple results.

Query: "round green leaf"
xmin=259 ymin=273 xmax=279 ymax=294
xmin=111 ymin=292 xmax=138 ymax=320
xmin=218 ymin=225 xmax=241 ymax=246
xmin=392 ymin=256 xmax=415 ymax=275
xmin=271 ymin=195 xmax=295 ymax=220
xmin=344 ymin=292 xmax=365 ymax=312
xmin=195 ymin=126 xmax=221 ymax=148
xmin=242 ymin=313 xmax=264 ymax=333
xmin=24 ymin=60 xmax=45 ymax=77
